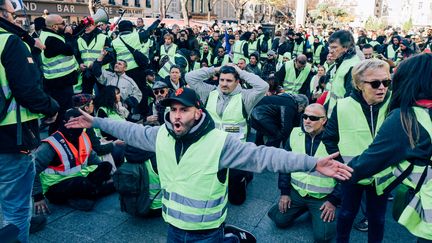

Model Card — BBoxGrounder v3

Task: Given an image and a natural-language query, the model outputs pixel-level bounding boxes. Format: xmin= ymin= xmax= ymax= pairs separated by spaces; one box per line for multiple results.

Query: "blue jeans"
xmin=337 ymin=183 xmax=388 ymax=243
xmin=0 ymin=153 xmax=35 ymax=243
xmin=167 ymin=224 xmax=224 ymax=243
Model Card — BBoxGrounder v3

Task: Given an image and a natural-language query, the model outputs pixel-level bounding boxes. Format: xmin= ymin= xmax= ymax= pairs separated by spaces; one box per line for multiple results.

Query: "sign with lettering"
xmin=17 ymin=1 xmax=90 ymax=16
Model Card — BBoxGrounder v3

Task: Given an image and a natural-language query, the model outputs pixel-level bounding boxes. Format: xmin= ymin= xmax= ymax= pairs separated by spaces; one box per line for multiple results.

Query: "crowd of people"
xmin=0 ymin=0 xmax=432 ymax=241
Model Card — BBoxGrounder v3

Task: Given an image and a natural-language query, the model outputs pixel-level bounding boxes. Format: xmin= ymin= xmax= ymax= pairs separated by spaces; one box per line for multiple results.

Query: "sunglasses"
xmin=362 ymin=79 xmax=391 ymax=89
xmin=302 ymin=114 xmax=324 ymax=121
xmin=153 ymin=89 xmax=166 ymax=95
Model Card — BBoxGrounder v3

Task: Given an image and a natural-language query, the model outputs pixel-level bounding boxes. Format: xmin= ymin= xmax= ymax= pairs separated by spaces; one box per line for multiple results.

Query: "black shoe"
xmin=0 ymin=224 xmax=19 ymax=243
xmin=30 ymin=215 xmax=47 ymax=234
xmin=67 ymin=199 xmax=96 ymax=211
xmin=353 ymin=218 xmax=368 ymax=232
xmin=224 ymin=224 xmax=256 ymax=243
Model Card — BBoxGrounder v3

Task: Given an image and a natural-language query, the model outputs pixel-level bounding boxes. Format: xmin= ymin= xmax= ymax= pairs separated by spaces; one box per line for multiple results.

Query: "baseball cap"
xmin=161 ymin=88 xmax=202 ymax=108
xmin=118 ymin=20 xmax=134 ymax=32
xmin=72 ymin=94 xmax=94 ymax=107
xmin=152 ymin=81 xmax=169 ymax=90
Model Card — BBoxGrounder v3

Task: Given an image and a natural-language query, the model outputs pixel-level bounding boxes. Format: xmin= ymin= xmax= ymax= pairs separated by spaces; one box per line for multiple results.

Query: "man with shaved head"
xmin=275 ymin=54 xmax=314 ymax=95
xmin=40 ymin=14 xmax=79 ymax=134
xmin=268 ymin=103 xmax=339 ymax=243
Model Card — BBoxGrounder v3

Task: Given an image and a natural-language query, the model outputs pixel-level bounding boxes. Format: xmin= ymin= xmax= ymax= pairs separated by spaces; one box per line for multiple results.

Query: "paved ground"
xmin=25 ymin=171 xmax=415 ymax=243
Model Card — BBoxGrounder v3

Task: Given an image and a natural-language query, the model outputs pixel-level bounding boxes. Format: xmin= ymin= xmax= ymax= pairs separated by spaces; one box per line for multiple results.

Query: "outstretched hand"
xmin=316 ymin=152 xmax=353 ymax=180
xmin=65 ymin=108 xmax=94 ymax=129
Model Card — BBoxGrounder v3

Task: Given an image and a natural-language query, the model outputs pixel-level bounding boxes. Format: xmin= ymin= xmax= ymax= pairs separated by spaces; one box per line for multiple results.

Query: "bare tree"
xmin=207 ymin=0 xmax=220 ymax=22
xmin=180 ymin=0 xmax=190 ymax=26
xmin=160 ymin=0 xmax=174 ymax=19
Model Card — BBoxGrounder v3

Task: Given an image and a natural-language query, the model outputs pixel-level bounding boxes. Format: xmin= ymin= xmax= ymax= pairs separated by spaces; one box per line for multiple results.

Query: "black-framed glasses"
xmin=153 ymin=89 xmax=166 ymax=95
xmin=362 ymin=79 xmax=391 ymax=89
xmin=302 ymin=114 xmax=324 ymax=121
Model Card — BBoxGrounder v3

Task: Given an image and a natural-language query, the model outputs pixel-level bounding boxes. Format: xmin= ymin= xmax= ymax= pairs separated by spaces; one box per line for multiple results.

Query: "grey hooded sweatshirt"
xmin=92 ymin=114 xmax=318 ymax=174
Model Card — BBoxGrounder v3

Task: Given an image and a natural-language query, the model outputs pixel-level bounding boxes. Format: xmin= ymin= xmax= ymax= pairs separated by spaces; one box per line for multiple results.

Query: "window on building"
xmin=146 ymin=0 xmax=151 ymax=8
xmin=135 ymin=0 xmax=140 ymax=7
xmin=418 ymin=2 xmax=423 ymax=10
xmin=123 ymin=0 xmax=129 ymax=6
xmin=109 ymin=0 xmax=115 ymax=4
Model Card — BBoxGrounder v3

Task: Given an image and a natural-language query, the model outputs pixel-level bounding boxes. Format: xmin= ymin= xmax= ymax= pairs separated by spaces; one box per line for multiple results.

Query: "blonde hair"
xmin=351 ymin=59 xmax=390 ymax=91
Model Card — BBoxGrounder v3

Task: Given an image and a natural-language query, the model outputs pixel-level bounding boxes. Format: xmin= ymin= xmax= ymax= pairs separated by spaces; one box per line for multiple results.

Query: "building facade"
xmin=16 ymin=0 xmax=155 ymax=25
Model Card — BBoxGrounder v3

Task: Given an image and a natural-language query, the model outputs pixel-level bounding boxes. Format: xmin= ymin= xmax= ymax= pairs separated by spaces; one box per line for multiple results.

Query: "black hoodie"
xmin=322 ymin=89 xmax=391 ymax=163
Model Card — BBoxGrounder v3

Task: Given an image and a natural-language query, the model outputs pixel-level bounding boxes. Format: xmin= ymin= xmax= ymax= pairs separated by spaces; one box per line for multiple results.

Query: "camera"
xmin=104 ymin=47 xmax=113 ymax=52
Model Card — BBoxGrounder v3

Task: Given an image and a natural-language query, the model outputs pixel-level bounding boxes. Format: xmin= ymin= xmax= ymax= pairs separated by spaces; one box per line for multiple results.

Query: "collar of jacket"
xmin=335 ymin=47 xmax=356 ymax=67
xmin=0 ymin=17 xmax=26 ymax=36
xmin=216 ymin=83 xmax=242 ymax=98
xmin=350 ymin=88 xmax=390 ymax=112
xmin=164 ymin=110 xmax=216 ymax=141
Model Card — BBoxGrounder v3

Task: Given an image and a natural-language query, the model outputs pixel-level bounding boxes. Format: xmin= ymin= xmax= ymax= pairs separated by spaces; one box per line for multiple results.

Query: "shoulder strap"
xmin=119 ymin=37 xmax=136 ymax=54
xmin=383 ymin=108 xmax=432 ymax=194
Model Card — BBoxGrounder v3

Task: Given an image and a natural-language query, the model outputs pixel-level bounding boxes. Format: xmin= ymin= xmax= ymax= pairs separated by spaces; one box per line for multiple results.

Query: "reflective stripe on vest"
xmin=337 ymin=96 xmax=391 ymax=186
xmin=112 ymin=32 xmax=145 ymax=70
xmin=0 ymin=29 xmax=41 ymax=126
xmin=248 ymin=40 xmax=258 ymax=55
xmin=312 ymin=45 xmax=323 ymax=65
xmin=293 ymin=41 xmax=304 ymax=57
xmin=283 ymin=60 xmax=311 ymax=94
xmin=206 ymin=90 xmax=247 ymax=141
xmin=394 ymin=107 xmax=432 ymax=239
xmin=39 ymin=30 xmax=78 ymax=79
xmin=156 ymin=126 xmax=229 ymax=230
xmin=324 ymin=55 xmax=360 ymax=117
xmin=160 ymin=43 xmax=177 ymax=60
xmin=289 ymin=127 xmax=336 ymax=198
xmin=145 ymin=159 xmax=162 ymax=209
xmin=157 ymin=54 xmax=188 ymax=78
xmin=78 ymin=34 xmax=107 ymax=66
xmin=42 ymin=131 xmax=92 ymax=176
xmin=232 ymin=40 xmax=246 ymax=64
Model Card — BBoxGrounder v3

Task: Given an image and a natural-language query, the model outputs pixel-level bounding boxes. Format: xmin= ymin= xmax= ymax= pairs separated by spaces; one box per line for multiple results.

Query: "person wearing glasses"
xmin=39 ymin=14 xmax=79 ymax=135
xmin=212 ymin=46 xmax=231 ymax=67
xmin=275 ymin=54 xmax=314 ymax=95
xmin=322 ymin=59 xmax=392 ymax=243
xmin=268 ymin=104 xmax=339 ymax=243
xmin=346 ymin=54 xmax=432 ymax=242
xmin=145 ymin=81 xmax=171 ymax=126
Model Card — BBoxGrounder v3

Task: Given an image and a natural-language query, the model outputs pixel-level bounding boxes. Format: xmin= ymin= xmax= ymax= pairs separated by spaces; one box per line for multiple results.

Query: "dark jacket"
xmin=250 ymin=94 xmax=301 ymax=147
xmin=162 ymin=76 xmax=186 ymax=90
xmin=348 ymin=105 xmax=432 ymax=183
xmin=0 ymin=24 xmax=59 ymax=153
xmin=41 ymin=28 xmax=78 ymax=88
xmin=278 ymin=127 xmax=342 ymax=206
xmin=322 ymin=89 xmax=391 ymax=163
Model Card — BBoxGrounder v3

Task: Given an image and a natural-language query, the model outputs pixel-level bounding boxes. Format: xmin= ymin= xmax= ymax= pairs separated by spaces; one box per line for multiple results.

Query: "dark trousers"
xmin=337 ymin=183 xmax=388 ymax=243
xmin=45 ymin=162 xmax=112 ymax=204
xmin=268 ymin=189 xmax=336 ymax=242
xmin=81 ymin=73 xmax=104 ymax=95
xmin=167 ymin=224 xmax=224 ymax=243
xmin=228 ymin=169 xmax=253 ymax=205
xmin=45 ymin=85 xmax=74 ymax=135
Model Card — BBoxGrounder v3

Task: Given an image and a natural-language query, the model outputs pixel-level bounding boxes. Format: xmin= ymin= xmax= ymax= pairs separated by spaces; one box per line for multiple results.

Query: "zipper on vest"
xmin=310 ymin=136 xmax=315 ymax=156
